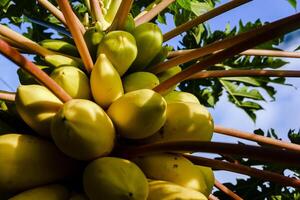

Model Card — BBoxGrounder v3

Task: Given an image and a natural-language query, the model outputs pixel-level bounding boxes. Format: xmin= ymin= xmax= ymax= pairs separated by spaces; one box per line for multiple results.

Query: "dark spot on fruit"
xmin=128 ymin=192 xmax=133 ymax=197
xmin=174 ymin=157 xmax=178 ymax=160
xmin=173 ymin=164 xmax=178 ymax=168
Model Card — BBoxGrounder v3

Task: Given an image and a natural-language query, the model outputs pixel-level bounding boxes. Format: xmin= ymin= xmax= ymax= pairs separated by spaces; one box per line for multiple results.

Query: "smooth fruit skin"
xmin=90 ymin=54 xmax=124 ymax=108
xmin=44 ymin=54 xmax=82 ymax=68
xmin=0 ymin=134 xmax=77 ymax=192
xmin=97 ymin=31 xmax=137 ymax=76
xmin=134 ymin=153 xmax=206 ymax=192
xmin=50 ymin=66 xmax=91 ymax=99
xmin=83 ymin=27 xmax=104 ymax=60
xmin=164 ymin=91 xmax=200 ymax=104
xmin=146 ymin=102 xmax=213 ymax=143
xmin=122 ymin=72 xmax=159 ymax=93
xmin=131 ymin=23 xmax=163 ymax=71
xmin=83 ymin=157 xmax=148 ymax=200
xmin=15 ymin=85 xmax=63 ymax=137
xmin=148 ymin=180 xmax=208 ymax=200
xmin=40 ymin=39 xmax=79 ymax=57
xmin=9 ymin=184 xmax=69 ymax=200
xmin=107 ymin=89 xmax=167 ymax=139
xmin=157 ymin=66 xmax=182 ymax=94
xmin=195 ymin=166 xmax=215 ymax=197
xmin=51 ymin=99 xmax=115 ymax=160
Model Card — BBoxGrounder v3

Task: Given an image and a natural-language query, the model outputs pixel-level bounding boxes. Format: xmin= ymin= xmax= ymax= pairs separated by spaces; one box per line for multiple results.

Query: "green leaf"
xmin=220 ymin=77 xmax=261 ymax=87
xmin=286 ymin=0 xmax=297 ymax=9
xmin=0 ymin=0 xmax=10 ymax=7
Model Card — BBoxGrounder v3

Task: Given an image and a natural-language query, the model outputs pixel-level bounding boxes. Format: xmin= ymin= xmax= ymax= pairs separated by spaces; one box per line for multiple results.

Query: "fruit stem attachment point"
xmin=0 ymin=39 xmax=72 ymax=103
xmin=107 ymin=0 xmax=133 ymax=31
xmin=90 ymin=0 xmax=104 ymax=23
xmin=214 ymin=180 xmax=243 ymax=200
xmin=0 ymin=91 xmax=15 ymax=102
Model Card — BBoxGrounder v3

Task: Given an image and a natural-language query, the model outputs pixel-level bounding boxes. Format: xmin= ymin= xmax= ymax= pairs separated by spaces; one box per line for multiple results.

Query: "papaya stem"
xmin=37 ymin=0 xmax=67 ymax=26
xmin=108 ymin=0 xmax=133 ymax=31
xmin=0 ymin=39 xmax=72 ymax=103
xmin=90 ymin=0 xmax=104 ymax=23
xmin=57 ymin=0 xmax=94 ymax=73
xmin=163 ymin=0 xmax=252 ymax=42
xmin=135 ymin=0 xmax=175 ymax=26
xmin=120 ymin=141 xmax=300 ymax=166
xmin=0 ymin=91 xmax=15 ymax=102
xmin=208 ymin=194 xmax=220 ymax=200
xmin=214 ymin=180 xmax=243 ymax=200
xmin=153 ymin=12 xmax=300 ymax=94
xmin=185 ymin=155 xmax=300 ymax=189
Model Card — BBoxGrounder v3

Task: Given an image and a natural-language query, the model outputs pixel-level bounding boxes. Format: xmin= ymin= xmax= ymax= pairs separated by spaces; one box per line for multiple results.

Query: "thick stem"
xmin=135 ymin=0 xmax=175 ymax=26
xmin=163 ymin=0 xmax=252 ymax=42
xmin=90 ymin=0 xmax=103 ymax=22
xmin=0 ymin=91 xmax=15 ymax=102
xmin=108 ymin=0 xmax=133 ymax=31
xmin=57 ymin=0 xmax=94 ymax=73
xmin=37 ymin=0 xmax=67 ymax=26
xmin=153 ymin=12 xmax=300 ymax=94
xmin=214 ymin=180 xmax=243 ymax=200
xmin=185 ymin=155 xmax=300 ymax=189
xmin=120 ymin=141 xmax=300 ymax=166
xmin=0 ymin=39 xmax=72 ymax=103
xmin=209 ymin=195 xmax=220 ymax=200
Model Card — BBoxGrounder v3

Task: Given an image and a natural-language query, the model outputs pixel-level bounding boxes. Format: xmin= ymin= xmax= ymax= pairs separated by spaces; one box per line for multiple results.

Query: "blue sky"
xmin=0 ymin=0 xmax=299 ymax=185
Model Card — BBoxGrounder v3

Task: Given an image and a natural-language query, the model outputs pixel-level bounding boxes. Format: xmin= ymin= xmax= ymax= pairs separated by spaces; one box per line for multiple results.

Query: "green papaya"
xmin=40 ymin=39 xmax=79 ymax=57
xmin=0 ymin=134 xmax=77 ymax=192
xmin=90 ymin=54 xmax=124 ymax=108
xmin=107 ymin=89 xmax=167 ymax=139
xmin=50 ymin=66 xmax=91 ymax=99
xmin=157 ymin=66 xmax=182 ymax=94
xmin=83 ymin=157 xmax=148 ymax=200
xmin=97 ymin=31 xmax=137 ymax=76
xmin=51 ymin=99 xmax=115 ymax=160
xmin=122 ymin=72 xmax=159 ymax=93
xmin=124 ymin=14 xmax=135 ymax=33
xmin=148 ymin=45 xmax=173 ymax=67
xmin=44 ymin=54 xmax=82 ymax=68
xmin=83 ymin=25 xmax=104 ymax=61
xmin=163 ymin=91 xmax=200 ymax=104
xmin=15 ymin=85 xmax=63 ymax=137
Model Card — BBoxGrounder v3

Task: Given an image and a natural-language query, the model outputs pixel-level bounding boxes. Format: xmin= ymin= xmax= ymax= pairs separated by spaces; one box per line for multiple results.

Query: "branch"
xmin=214 ymin=180 xmax=243 ymax=200
xmin=57 ymin=0 xmax=94 ymax=73
xmin=209 ymin=194 xmax=220 ymax=200
xmin=163 ymin=0 xmax=252 ymax=42
xmin=0 ymin=39 xmax=72 ymax=103
xmin=185 ymin=155 xmax=300 ymax=189
xmin=153 ymin=12 xmax=300 ymax=94
xmin=107 ymin=0 xmax=133 ymax=31
xmin=0 ymin=91 xmax=15 ymax=102
xmin=37 ymin=0 xmax=67 ymax=26
xmin=135 ymin=0 xmax=175 ymax=26
xmin=119 ymin=141 xmax=300 ymax=167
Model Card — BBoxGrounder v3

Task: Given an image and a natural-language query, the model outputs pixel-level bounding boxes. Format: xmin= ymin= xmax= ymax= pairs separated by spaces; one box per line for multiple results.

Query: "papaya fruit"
xmin=83 ymin=25 xmax=104 ymax=61
xmin=97 ymin=31 xmax=137 ymax=76
xmin=90 ymin=54 xmax=124 ymax=108
xmin=50 ymin=66 xmax=91 ymax=99
xmin=131 ymin=23 xmax=163 ymax=71
xmin=122 ymin=72 xmax=159 ymax=93
xmin=44 ymin=54 xmax=82 ymax=68
xmin=40 ymin=39 xmax=79 ymax=57
xmin=0 ymin=134 xmax=77 ymax=192
xmin=107 ymin=89 xmax=167 ymax=139
xmin=9 ymin=184 xmax=70 ymax=200
xmin=123 ymin=14 xmax=135 ymax=33
xmin=157 ymin=66 xmax=182 ymax=94
xmin=15 ymin=85 xmax=63 ymax=137
xmin=164 ymin=91 xmax=200 ymax=104
xmin=148 ymin=180 xmax=208 ymax=200
xmin=147 ymin=45 xmax=173 ymax=67
xmin=69 ymin=193 xmax=88 ymax=200
xmin=195 ymin=165 xmax=215 ymax=197
xmin=51 ymin=99 xmax=115 ymax=160
xmin=83 ymin=157 xmax=148 ymax=200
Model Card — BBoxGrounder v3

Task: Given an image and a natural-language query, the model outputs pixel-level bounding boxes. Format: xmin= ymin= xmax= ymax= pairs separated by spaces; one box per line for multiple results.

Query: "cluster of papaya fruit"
xmin=0 ymin=1 xmax=215 ymax=200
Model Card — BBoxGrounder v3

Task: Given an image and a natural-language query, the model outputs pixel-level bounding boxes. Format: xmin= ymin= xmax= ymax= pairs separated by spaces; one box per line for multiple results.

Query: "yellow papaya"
xmin=40 ymin=39 xmax=79 ymax=57
xmin=195 ymin=165 xmax=215 ymax=197
xmin=164 ymin=91 xmax=200 ymax=104
xmin=157 ymin=66 xmax=182 ymax=94
xmin=122 ymin=72 xmax=159 ymax=93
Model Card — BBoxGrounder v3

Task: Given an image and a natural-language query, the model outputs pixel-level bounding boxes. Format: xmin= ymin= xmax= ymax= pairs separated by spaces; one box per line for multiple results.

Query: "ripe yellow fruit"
xmin=134 ymin=153 xmax=206 ymax=192
xmin=8 ymin=184 xmax=69 ymax=200
xmin=148 ymin=180 xmax=208 ymax=200
xmin=90 ymin=54 xmax=124 ymax=108
xmin=164 ymin=91 xmax=200 ymax=104
xmin=146 ymin=102 xmax=213 ymax=143
xmin=15 ymin=85 xmax=63 ymax=137
xmin=157 ymin=66 xmax=182 ymax=94
xmin=51 ymin=99 xmax=115 ymax=160
xmin=122 ymin=72 xmax=160 ymax=93
xmin=107 ymin=89 xmax=167 ymax=139
xmin=195 ymin=165 xmax=215 ymax=197
xmin=97 ymin=31 xmax=137 ymax=76
xmin=50 ymin=66 xmax=91 ymax=99
xmin=83 ymin=157 xmax=148 ymax=200
xmin=0 ymin=134 xmax=77 ymax=192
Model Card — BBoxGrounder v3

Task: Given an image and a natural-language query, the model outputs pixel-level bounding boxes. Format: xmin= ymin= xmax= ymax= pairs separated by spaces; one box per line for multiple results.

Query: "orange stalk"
xmin=90 ymin=0 xmax=103 ymax=22
xmin=0 ymin=91 xmax=16 ymax=102
xmin=214 ymin=180 xmax=243 ymax=200
xmin=209 ymin=194 xmax=220 ymax=200
xmin=108 ymin=0 xmax=133 ymax=31
xmin=37 ymin=0 xmax=67 ymax=26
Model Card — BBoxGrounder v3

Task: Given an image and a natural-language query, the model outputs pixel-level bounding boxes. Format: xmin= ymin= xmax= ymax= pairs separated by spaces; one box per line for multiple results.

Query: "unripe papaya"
xmin=124 ymin=14 xmax=135 ymax=33
xmin=148 ymin=45 xmax=173 ymax=67
xmin=146 ymin=102 xmax=213 ymax=143
xmin=9 ymin=184 xmax=70 ymax=200
xmin=50 ymin=66 xmax=91 ymax=99
xmin=51 ymin=99 xmax=115 ymax=160
xmin=15 ymin=85 xmax=63 ymax=137
xmin=83 ymin=157 xmax=148 ymax=200
xmin=44 ymin=54 xmax=82 ymax=68
xmin=148 ymin=180 xmax=208 ymax=200
xmin=0 ymin=134 xmax=77 ymax=192
xmin=164 ymin=91 xmax=200 ymax=104
xmin=40 ymin=39 xmax=79 ymax=57
xmin=157 ymin=66 xmax=182 ymax=94
xmin=83 ymin=26 xmax=104 ymax=60
xmin=97 ymin=31 xmax=137 ymax=76
xmin=90 ymin=54 xmax=124 ymax=108
xmin=131 ymin=23 xmax=163 ymax=71
xmin=122 ymin=72 xmax=159 ymax=93
xmin=107 ymin=89 xmax=167 ymax=139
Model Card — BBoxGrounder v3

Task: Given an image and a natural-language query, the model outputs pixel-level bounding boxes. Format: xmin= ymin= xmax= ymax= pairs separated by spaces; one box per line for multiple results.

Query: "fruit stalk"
xmin=153 ymin=12 xmax=300 ymax=94
xmin=107 ymin=0 xmax=133 ymax=31
xmin=214 ymin=180 xmax=243 ymax=200
xmin=0 ymin=91 xmax=15 ymax=102
xmin=90 ymin=0 xmax=103 ymax=22
xmin=184 ymin=155 xmax=300 ymax=189
xmin=209 ymin=194 xmax=220 ymax=200
xmin=163 ymin=0 xmax=252 ymax=42
xmin=0 ymin=39 xmax=72 ymax=103
xmin=135 ymin=0 xmax=175 ymax=26
xmin=57 ymin=0 xmax=94 ymax=73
